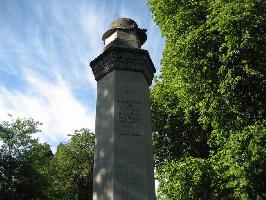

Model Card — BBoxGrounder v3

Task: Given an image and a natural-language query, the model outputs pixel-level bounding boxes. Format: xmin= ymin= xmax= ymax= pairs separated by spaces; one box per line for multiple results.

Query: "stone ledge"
xmin=90 ymin=47 xmax=156 ymax=85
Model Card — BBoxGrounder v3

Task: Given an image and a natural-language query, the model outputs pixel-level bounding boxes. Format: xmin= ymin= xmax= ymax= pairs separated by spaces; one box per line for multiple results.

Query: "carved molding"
xmin=90 ymin=47 xmax=156 ymax=85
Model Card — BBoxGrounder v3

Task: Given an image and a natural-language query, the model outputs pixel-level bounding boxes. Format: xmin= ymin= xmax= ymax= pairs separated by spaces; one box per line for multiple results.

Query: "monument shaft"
xmin=90 ymin=18 xmax=156 ymax=200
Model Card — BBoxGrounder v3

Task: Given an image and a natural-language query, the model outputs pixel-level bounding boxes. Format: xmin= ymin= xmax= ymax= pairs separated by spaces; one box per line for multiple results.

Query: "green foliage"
xmin=0 ymin=117 xmax=53 ymax=200
xmin=0 ymin=117 xmax=40 ymax=157
xmin=157 ymin=158 xmax=213 ymax=200
xmin=211 ymin=121 xmax=266 ymax=199
xmin=0 ymin=117 xmax=95 ymax=200
xmin=151 ymin=80 xmax=210 ymax=166
xmin=48 ymin=128 xmax=95 ymax=200
xmin=149 ymin=0 xmax=265 ymax=133
xmin=148 ymin=0 xmax=266 ymax=199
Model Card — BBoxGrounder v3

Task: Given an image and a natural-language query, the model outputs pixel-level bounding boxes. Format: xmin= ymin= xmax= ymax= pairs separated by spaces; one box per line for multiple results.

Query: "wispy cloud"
xmin=0 ymin=0 xmax=165 ymax=147
xmin=0 ymin=70 xmax=95 ymax=147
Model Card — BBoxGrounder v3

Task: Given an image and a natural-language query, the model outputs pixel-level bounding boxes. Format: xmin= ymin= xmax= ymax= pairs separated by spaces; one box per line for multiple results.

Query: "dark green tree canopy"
xmin=148 ymin=0 xmax=266 ymax=199
xmin=49 ymin=128 xmax=95 ymax=200
xmin=0 ymin=118 xmax=95 ymax=200
xmin=0 ymin=117 xmax=53 ymax=200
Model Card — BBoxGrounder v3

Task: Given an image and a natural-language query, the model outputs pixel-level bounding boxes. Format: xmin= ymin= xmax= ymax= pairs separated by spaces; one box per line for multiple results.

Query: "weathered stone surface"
xmin=104 ymin=30 xmax=139 ymax=49
xmin=90 ymin=47 xmax=156 ymax=85
xmin=93 ymin=70 xmax=155 ymax=200
xmin=93 ymin=71 xmax=115 ymax=200
xmin=102 ymin=18 xmax=147 ymax=46
xmin=91 ymin=17 xmax=156 ymax=200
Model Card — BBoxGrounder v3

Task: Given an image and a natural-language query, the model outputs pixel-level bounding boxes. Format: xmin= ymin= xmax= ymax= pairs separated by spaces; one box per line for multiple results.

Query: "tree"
xmin=49 ymin=128 xmax=95 ymax=200
xmin=0 ymin=117 xmax=53 ymax=200
xmin=0 ymin=117 xmax=95 ymax=200
xmin=148 ymin=0 xmax=266 ymax=199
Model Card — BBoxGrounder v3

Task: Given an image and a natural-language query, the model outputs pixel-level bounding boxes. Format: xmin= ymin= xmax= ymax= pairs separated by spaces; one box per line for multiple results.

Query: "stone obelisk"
xmin=90 ymin=18 xmax=156 ymax=200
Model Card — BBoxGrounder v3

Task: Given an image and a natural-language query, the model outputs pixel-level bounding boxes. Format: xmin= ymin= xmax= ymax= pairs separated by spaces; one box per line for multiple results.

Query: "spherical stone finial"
xmin=102 ymin=18 xmax=147 ymax=48
xmin=109 ymin=18 xmax=138 ymax=30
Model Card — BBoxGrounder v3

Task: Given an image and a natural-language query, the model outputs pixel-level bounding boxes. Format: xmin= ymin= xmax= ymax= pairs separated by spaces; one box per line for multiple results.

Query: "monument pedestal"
xmin=90 ymin=18 xmax=156 ymax=200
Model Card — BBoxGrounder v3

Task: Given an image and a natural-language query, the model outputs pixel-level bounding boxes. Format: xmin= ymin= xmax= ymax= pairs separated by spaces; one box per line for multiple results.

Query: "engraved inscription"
xmin=115 ymin=175 xmax=145 ymax=200
xmin=115 ymin=161 xmax=145 ymax=200
xmin=116 ymin=99 xmax=141 ymax=128
xmin=115 ymin=84 xmax=143 ymax=136
xmin=123 ymin=86 xmax=135 ymax=95
xmin=119 ymin=131 xmax=140 ymax=136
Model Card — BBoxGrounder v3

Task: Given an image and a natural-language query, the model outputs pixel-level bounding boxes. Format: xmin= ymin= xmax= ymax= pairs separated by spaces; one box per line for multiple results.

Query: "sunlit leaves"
xmin=49 ymin=128 xmax=95 ymax=200
xmin=0 ymin=117 xmax=52 ymax=200
xmin=148 ymin=0 xmax=265 ymax=198
xmin=157 ymin=158 xmax=213 ymax=200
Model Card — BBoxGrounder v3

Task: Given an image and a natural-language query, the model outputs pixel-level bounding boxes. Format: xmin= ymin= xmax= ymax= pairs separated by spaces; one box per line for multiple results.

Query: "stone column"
xmin=90 ymin=18 xmax=156 ymax=200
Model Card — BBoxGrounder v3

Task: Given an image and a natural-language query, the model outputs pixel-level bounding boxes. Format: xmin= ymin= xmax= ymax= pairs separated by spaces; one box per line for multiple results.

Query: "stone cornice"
xmin=90 ymin=47 xmax=156 ymax=85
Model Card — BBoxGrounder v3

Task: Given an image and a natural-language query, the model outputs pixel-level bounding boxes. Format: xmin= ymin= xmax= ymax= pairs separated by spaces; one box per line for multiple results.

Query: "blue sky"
xmin=0 ymin=0 xmax=165 ymax=149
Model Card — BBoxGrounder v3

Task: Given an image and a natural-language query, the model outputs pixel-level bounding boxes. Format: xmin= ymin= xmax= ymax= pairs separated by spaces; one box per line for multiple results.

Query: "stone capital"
xmin=90 ymin=46 xmax=156 ymax=85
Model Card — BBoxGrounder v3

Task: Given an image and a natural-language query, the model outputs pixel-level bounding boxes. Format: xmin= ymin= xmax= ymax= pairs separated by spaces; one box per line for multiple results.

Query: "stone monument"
xmin=90 ymin=18 xmax=156 ymax=200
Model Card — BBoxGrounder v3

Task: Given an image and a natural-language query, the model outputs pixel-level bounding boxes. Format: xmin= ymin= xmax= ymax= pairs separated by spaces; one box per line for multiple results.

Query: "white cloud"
xmin=0 ymin=0 xmax=165 ymax=155
xmin=0 ymin=70 xmax=95 ymax=147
